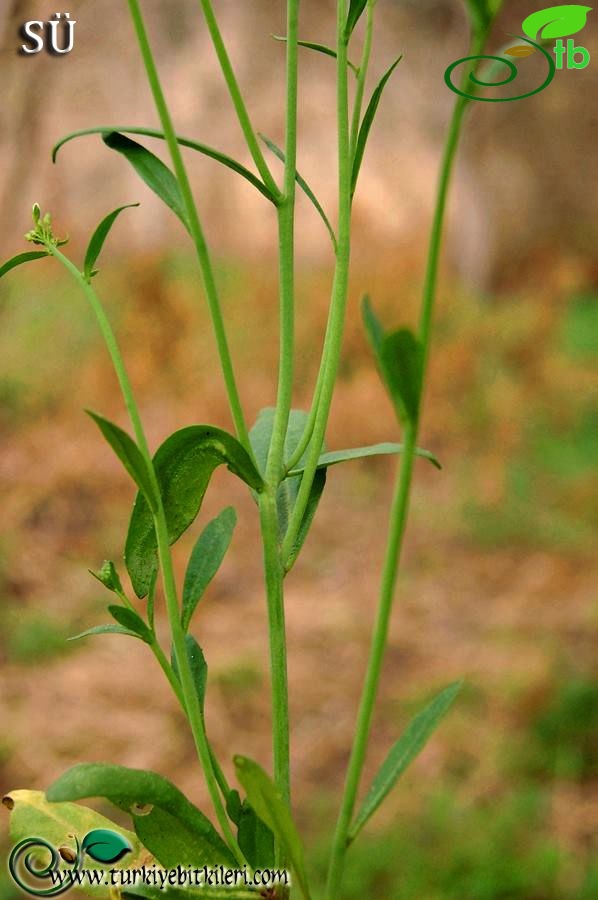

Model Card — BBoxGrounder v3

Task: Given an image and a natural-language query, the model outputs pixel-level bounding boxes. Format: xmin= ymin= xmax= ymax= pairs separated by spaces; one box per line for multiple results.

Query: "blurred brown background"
xmin=1 ymin=1 xmax=597 ymax=897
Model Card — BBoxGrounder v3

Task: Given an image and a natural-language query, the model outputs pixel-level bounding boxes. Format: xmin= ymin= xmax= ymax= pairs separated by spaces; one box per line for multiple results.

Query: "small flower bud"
xmin=90 ymin=560 xmax=123 ymax=594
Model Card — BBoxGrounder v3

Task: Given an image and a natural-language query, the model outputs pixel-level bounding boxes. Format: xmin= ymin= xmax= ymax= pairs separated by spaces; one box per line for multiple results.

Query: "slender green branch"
xmin=257 ymin=0 xmax=300 ymax=865
xmin=324 ymin=425 xmax=416 ymax=897
xmin=286 ymin=0 xmax=374 ymax=480
xmin=197 ymin=0 xmax=281 ymax=200
xmin=126 ymin=0 xmax=251 ymax=454
xmin=265 ymin=0 xmax=300 ymax=486
xmin=350 ymin=0 xmax=375 ymax=159
xmin=325 ymin=29 xmax=488 ymax=896
xmin=281 ymin=0 xmax=353 ymax=564
xmin=116 ymin=582 xmax=233 ymax=803
xmin=284 ymin=377 xmax=322 ymax=474
xmin=48 ymin=246 xmax=245 ymax=865
xmin=259 ymin=493 xmax=291 ymax=819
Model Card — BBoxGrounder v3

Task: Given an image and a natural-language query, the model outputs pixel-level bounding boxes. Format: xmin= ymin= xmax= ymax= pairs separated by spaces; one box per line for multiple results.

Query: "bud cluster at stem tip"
xmin=25 ymin=203 xmax=68 ymax=248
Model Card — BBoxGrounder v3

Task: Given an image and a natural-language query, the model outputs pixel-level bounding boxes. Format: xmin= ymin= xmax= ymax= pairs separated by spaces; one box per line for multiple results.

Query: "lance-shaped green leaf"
xmin=86 ymin=411 xmax=159 ymax=511
xmin=3 ymin=790 xmax=148 ymax=899
xmin=234 ymin=756 xmax=311 ymax=900
xmin=107 ymin=605 xmax=153 ymax=644
xmin=102 ymin=133 xmax=189 ymax=230
xmin=523 ymin=4 xmax=591 ymax=39
xmin=352 ymin=55 xmax=403 ymax=198
xmin=237 ymin=801 xmax=275 ymax=870
xmin=84 ymin=203 xmax=139 ymax=281
xmin=288 ymin=442 xmax=441 ymax=476
xmin=272 ymin=35 xmax=359 ymax=75
xmin=381 ymin=329 xmax=424 ymax=426
xmin=250 ymin=408 xmax=327 ymax=553
xmin=362 ymin=297 xmax=423 ymax=426
xmin=284 ymin=468 xmax=327 ymax=573
xmin=260 ymin=133 xmax=338 ymax=251
xmin=345 ymin=0 xmax=368 ymax=40
xmin=182 ymin=507 xmax=237 ymax=631
xmin=349 ymin=681 xmax=462 ymax=842
xmin=69 ymin=624 xmax=142 ymax=642
xmin=171 ymin=635 xmax=208 ymax=715
xmin=0 ymin=251 xmax=48 ymax=280
xmin=126 ymin=426 xmax=263 ymax=598
xmin=46 ymin=763 xmax=235 ymax=868
xmin=52 ymin=127 xmax=277 ymax=203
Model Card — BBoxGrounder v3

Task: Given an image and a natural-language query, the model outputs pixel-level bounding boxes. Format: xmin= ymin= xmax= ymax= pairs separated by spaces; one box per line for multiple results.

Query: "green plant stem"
xmin=259 ymin=492 xmax=291 ymax=827
xmin=325 ymin=30 xmax=486 ymax=897
xmin=285 ymin=0 xmax=374 ymax=479
xmin=281 ymin=0 xmax=352 ymax=564
xmin=257 ymin=2 xmax=300 ymax=863
xmin=126 ymin=0 xmax=251 ymax=454
xmin=324 ymin=425 xmax=416 ymax=898
xmin=48 ymin=246 xmax=245 ymax=865
xmin=350 ymin=0 xmax=375 ymax=158
xmin=197 ymin=0 xmax=281 ymax=201
xmin=265 ymin=0 xmax=300 ymax=486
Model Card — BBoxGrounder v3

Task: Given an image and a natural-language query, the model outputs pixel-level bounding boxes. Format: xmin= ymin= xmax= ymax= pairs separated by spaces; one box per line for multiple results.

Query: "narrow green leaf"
xmin=107 ymin=606 xmax=152 ymax=644
xmin=126 ymin=426 xmax=263 ymax=598
xmin=349 ymin=681 xmax=463 ymax=841
xmin=68 ymin=624 xmax=141 ymax=642
xmin=237 ymin=801 xmax=275 ymax=869
xmin=345 ymin=0 xmax=368 ymax=40
xmin=84 ymin=204 xmax=139 ymax=281
xmin=289 ymin=442 xmax=441 ymax=475
xmin=171 ymin=635 xmax=208 ymax=715
xmin=0 ymin=251 xmax=48 ymax=280
xmin=260 ymin=133 xmax=338 ymax=251
xmin=285 ymin=468 xmax=327 ymax=572
xmin=234 ymin=756 xmax=311 ymax=899
xmin=46 ymin=763 xmax=235 ymax=868
xmin=352 ymin=55 xmax=402 ymax=198
xmin=361 ymin=298 xmax=424 ymax=427
xmin=362 ymin=294 xmax=385 ymax=357
xmin=181 ymin=507 xmax=237 ymax=631
xmin=272 ymin=35 xmax=359 ymax=75
xmin=226 ymin=789 xmax=242 ymax=826
xmin=102 ymin=133 xmax=189 ymax=230
xmin=52 ymin=127 xmax=277 ymax=203
xmin=381 ymin=329 xmax=423 ymax=425
xmin=86 ymin=411 xmax=158 ymax=511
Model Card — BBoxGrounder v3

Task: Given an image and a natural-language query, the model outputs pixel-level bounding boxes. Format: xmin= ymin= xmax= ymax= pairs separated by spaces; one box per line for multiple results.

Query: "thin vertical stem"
xmin=325 ymin=30 xmax=487 ymax=896
xmin=197 ymin=0 xmax=281 ymax=200
xmin=126 ymin=0 xmax=251 ymax=453
xmin=281 ymin=0 xmax=353 ymax=564
xmin=286 ymin=0 xmax=375 ymax=479
xmin=266 ymin=0 xmax=300 ymax=485
xmin=258 ymin=0 xmax=300 ymax=864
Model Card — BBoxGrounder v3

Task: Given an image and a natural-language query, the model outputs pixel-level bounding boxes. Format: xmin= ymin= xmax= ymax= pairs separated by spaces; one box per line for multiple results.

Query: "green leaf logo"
xmin=522 ymin=5 xmax=592 ymax=40
xmin=81 ymin=829 xmax=132 ymax=864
